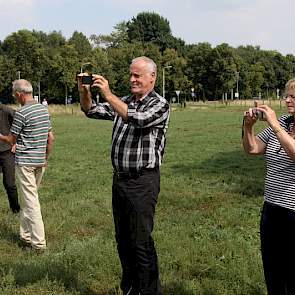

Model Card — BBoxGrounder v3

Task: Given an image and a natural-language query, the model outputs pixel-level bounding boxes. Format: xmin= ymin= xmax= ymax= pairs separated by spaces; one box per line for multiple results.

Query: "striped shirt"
xmin=84 ymin=90 xmax=170 ymax=172
xmin=257 ymin=115 xmax=295 ymax=211
xmin=10 ymin=101 xmax=52 ymax=167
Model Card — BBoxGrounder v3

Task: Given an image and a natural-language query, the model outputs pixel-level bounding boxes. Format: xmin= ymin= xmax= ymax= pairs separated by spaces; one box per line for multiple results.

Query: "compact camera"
xmin=81 ymin=75 xmax=93 ymax=85
xmin=253 ymin=108 xmax=264 ymax=120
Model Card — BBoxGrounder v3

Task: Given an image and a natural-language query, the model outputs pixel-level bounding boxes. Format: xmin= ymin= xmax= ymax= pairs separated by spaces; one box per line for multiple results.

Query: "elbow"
xmin=242 ymin=144 xmax=260 ymax=155
xmin=245 ymin=148 xmax=263 ymax=155
xmin=247 ymin=149 xmax=258 ymax=155
xmin=81 ymin=106 xmax=90 ymax=114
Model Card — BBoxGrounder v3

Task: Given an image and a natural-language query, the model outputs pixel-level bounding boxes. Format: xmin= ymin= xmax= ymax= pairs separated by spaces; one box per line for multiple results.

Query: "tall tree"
xmin=68 ymin=31 xmax=92 ymax=58
xmin=162 ymin=48 xmax=190 ymax=100
xmin=1 ymin=30 xmax=47 ymax=96
xmin=207 ymin=43 xmax=239 ymax=99
xmin=45 ymin=44 xmax=79 ymax=103
xmin=186 ymin=43 xmax=213 ymax=100
xmin=90 ymin=21 xmax=128 ymax=48
xmin=126 ymin=12 xmax=184 ymax=52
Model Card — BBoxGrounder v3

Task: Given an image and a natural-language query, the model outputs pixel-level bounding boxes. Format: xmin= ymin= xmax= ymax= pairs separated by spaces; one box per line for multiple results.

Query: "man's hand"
xmin=0 ymin=133 xmax=17 ymax=146
xmin=77 ymin=73 xmax=93 ymax=112
xmin=11 ymin=144 xmax=16 ymax=153
xmin=77 ymin=73 xmax=92 ymax=93
xmin=92 ymin=75 xmax=112 ymax=99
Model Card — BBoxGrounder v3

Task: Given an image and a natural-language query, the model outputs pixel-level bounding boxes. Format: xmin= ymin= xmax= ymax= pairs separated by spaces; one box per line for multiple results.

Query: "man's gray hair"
xmin=12 ymin=79 xmax=33 ymax=95
xmin=131 ymin=56 xmax=157 ymax=74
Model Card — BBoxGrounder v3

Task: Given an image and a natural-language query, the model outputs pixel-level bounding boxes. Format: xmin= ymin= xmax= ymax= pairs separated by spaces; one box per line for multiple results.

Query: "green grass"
xmin=0 ymin=104 xmax=283 ymax=294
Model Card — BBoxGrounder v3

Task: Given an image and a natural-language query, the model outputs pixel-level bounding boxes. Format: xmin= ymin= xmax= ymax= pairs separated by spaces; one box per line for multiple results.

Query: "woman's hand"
xmin=243 ymin=108 xmax=258 ymax=127
xmin=255 ymin=105 xmax=280 ymax=130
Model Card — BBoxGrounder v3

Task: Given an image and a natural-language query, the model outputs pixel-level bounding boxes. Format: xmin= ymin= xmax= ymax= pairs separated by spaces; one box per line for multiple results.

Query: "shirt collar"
xmin=23 ymin=99 xmax=38 ymax=106
xmin=127 ymin=90 xmax=155 ymax=105
xmin=284 ymin=115 xmax=294 ymax=131
xmin=284 ymin=115 xmax=294 ymax=124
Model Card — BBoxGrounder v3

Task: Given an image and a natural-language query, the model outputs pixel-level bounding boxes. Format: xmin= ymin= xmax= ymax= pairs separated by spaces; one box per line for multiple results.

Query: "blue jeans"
xmin=260 ymin=201 xmax=295 ymax=295
xmin=112 ymin=168 xmax=162 ymax=295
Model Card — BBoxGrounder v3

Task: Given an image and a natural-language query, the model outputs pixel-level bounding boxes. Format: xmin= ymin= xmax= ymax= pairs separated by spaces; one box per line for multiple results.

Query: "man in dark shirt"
xmin=78 ymin=56 xmax=170 ymax=295
xmin=0 ymin=104 xmax=20 ymax=213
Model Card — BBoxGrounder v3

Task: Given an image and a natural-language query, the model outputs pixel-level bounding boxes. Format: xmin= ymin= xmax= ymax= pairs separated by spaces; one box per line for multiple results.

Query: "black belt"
xmin=113 ymin=167 xmax=157 ymax=179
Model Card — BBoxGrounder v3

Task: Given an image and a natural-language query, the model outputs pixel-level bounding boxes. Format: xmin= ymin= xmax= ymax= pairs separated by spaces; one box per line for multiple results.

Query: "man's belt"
xmin=113 ymin=167 xmax=157 ymax=179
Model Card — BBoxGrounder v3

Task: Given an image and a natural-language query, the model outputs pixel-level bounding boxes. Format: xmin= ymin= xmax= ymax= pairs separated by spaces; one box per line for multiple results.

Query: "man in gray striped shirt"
xmin=78 ymin=56 xmax=169 ymax=295
xmin=0 ymin=79 xmax=54 ymax=252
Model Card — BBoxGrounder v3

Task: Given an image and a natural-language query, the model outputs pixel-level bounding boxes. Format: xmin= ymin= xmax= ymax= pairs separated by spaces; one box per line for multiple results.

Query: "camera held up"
xmin=81 ymin=75 xmax=93 ymax=85
xmin=253 ymin=108 xmax=264 ymax=120
xmin=80 ymin=62 xmax=94 ymax=85
xmin=253 ymin=100 xmax=264 ymax=120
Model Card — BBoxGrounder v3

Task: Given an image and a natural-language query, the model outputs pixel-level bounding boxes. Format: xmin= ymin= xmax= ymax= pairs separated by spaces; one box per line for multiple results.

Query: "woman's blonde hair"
xmin=285 ymin=78 xmax=295 ymax=92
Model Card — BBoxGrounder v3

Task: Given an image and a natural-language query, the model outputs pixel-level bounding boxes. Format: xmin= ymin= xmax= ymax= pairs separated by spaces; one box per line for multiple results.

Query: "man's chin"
xmin=131 ymin=88 xmax=140 ymax=94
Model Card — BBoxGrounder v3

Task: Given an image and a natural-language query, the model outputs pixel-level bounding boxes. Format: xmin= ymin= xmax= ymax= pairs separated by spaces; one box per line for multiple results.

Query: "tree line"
xmin=0 ymin=11 xmax=294 ymax=104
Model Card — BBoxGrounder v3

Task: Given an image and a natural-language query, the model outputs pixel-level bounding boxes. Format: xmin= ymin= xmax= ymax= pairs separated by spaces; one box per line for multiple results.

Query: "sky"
xmin=0 ymin=0 xmax=294 ymax=55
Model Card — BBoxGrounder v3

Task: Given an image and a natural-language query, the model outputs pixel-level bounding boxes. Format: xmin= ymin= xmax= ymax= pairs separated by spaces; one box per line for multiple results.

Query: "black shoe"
xmin=18 ymin=239 xmax=31 ymax=250
xmin=32 ymin=247 xmax=47 ymax=255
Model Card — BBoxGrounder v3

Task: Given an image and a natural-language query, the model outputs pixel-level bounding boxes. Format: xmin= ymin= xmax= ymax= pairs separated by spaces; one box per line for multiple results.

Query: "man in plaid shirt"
xmin=78 ymin=56 xmax=170 ymax=295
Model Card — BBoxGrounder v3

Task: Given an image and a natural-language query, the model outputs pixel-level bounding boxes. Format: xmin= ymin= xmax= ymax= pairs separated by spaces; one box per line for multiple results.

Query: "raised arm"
xmin=242 ymin=108 xmax=266 ymax=155
xmin=92 ymin=74 xmax=128 ymax=121
xmin=77 ymin=74 xmax=92 ymax=112
xmin=257 ymin=105 xmax=295 ymax=162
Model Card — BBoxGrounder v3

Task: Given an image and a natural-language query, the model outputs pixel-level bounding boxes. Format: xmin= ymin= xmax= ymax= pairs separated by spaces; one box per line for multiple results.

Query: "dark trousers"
xmin=0 ymin=150 xmax=19 ymax=213
xmin=260 ymin=201 xmax=295 ymax=295
xmin=112 ymin=168 xmax=162 ymax=295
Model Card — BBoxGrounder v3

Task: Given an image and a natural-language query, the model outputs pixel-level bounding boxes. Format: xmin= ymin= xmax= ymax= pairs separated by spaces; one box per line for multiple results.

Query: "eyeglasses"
xmin=283 ymin=94 xmax=295 ymax=100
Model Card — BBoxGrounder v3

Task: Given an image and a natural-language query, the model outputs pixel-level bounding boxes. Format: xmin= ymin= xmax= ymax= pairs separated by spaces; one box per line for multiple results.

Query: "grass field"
xmin=0 ymin=102 xmax=285 ymax=294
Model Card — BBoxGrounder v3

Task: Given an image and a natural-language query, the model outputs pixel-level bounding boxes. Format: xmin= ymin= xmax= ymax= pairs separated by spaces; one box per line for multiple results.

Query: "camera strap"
xmin=241 ymin=117 xmax=245 ymax=139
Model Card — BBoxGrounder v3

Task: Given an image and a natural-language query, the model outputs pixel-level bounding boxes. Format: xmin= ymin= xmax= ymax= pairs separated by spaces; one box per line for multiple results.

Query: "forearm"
xmin=103 ymin=90 xmax=128 ymax=121
xmin=79 ymin=87 xmax=92 ymax=112
xmin=0 ymin=133 xmax=16 ymax=146
xmin=46 ymin=132 xmax=54 ymax=160
xmin=128 ymin=101 xmax=170 ymax=128
xmin=90 ymin=74 xmax=128 ymax=120
xmin=242 ymin=125 xmax=262 ymax=154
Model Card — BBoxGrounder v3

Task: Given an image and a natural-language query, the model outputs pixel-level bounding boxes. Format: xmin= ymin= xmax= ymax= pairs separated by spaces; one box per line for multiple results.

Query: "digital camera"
xmin=253 ymin=108 xmax=264 ymax=120
xmin=81 ymin=75 xmax=93 ymax=85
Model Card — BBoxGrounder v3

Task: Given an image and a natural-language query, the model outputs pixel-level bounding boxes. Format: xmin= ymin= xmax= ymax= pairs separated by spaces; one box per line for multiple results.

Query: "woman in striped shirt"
xmin=243 ymin=78 xmax=295 ymax=295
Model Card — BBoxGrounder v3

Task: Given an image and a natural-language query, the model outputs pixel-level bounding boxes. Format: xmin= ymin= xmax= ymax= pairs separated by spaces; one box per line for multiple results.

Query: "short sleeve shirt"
xmin=257 ymin=115 xmax=295 ymax=210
